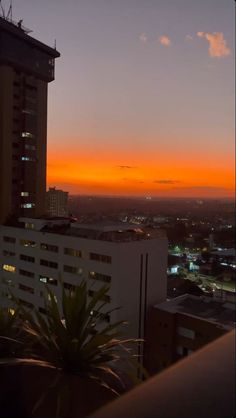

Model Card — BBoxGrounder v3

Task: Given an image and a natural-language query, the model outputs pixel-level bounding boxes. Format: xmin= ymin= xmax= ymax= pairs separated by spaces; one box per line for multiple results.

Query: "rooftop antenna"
xmin=6 ymin=0 xmax=12 ymax=21
xmin=0 ymin=0 xmax=6 ymax=18
xmin=0 ymin=0 xmax=12 ymax=21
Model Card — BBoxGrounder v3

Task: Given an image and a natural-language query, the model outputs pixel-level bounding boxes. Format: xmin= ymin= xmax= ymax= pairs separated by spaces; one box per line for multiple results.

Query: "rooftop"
xmin=0 ymin=16 xmax=60 ymax=57
xmin=16 ymin=218 xmax=166 ymax=243
xmin=155 ymin=294 xmax=236 ymax=330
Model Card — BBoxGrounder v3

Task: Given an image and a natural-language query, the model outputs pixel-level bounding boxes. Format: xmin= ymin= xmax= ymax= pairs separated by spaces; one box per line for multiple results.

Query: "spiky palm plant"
xmin=0 ymin=307 xmax=23 ymax=358
xmin=21 ymin=281 xmax=140 ymax=389
xmin=0 ymin=282 xmax=143 ymax=417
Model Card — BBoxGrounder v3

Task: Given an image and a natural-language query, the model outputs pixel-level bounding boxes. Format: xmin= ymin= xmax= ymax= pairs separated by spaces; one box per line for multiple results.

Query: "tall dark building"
xmin=0 ymin=17 xmax=60 ymax=223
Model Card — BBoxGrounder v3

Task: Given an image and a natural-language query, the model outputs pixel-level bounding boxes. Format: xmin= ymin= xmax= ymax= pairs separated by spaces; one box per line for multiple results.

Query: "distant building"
xmin=0 ymin=219 xmax=168 ymax=339
xmin=145 ymin=294 xmax=235 ymax=375
xmin=0 ymin=17 xmax=60 ymax=223
xmin=46 ymin=187 xmax=69 ymax=217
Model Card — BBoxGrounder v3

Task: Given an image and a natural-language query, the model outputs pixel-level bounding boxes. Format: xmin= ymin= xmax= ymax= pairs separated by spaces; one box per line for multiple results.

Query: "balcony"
xmin=90 ymin=330 xmax=235 ymax=418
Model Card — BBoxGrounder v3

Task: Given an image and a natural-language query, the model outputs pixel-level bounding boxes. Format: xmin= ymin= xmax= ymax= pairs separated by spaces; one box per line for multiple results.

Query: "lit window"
xmin=20 ymin=239 xmax=36 ymax=247
xmin=39 ymin=275 xmax=57 ymax=286
xmin=3 ymin=264 xmax=16 ymax=273
xmin=40 ymin=243 xmax=58 ymax=253
xmin=21 ymin=203 xmax=35 ymax=208
xmin=21 ymin=156 xmax=36 ymax=162
xmin=21 ymin=192 xmax=29 ymax=197
xmin=25 ymin=223 xmax=35 ymax=229
xmin=21 ymin=132 xmax=34 ymax=139
xmin=64 ymin=248 xmax=82 ymax=258
xmin=22 ymin=109 xmax=35 ymax=115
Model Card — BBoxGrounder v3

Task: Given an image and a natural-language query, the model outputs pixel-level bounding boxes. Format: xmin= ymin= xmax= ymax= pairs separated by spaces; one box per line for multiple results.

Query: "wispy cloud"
xmin=154 ymin=179 xmax=180 ymax=184
xmin=139 ymin=32 xmax=148 ymax=43
xmin=159 ymin=35 xmax=171 ymax=47
xmin=116 ymin=165 xmax=137 ymax=170
xmin=185 ymin=34 xmax=193 ymax=41
xmin=197 ymin=31 xmax=231 ymax=58
xmin=172 ymin=186 xmax=230 ymax=192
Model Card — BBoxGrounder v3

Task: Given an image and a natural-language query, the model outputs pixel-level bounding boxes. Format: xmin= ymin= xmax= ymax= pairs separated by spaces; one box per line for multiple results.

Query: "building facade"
xmin=0 ymin=219 xmax=168 ymax=339
xmin=0 ymin=17 xmax=60 ymax=223
xmin=144 ymin=294 xmax=235 ymax=374
xmin=46 ymin=187 xmax=69 ymax=217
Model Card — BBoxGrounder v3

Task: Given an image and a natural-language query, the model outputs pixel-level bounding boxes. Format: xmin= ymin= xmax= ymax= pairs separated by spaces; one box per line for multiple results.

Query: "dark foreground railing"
xmin=90 ymin=330 xmax=236 ymax=418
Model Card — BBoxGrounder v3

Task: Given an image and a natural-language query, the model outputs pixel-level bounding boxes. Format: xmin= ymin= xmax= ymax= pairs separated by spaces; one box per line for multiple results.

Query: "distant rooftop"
xmin=155 ymin=294 xmax=236 ymax=330
xmin=17 ymin=217 xmax=166 ymax=242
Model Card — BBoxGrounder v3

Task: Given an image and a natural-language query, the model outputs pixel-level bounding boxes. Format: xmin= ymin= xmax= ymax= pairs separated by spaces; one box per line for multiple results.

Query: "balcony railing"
xmin=90 ymin=330 xmax=236 ymax=418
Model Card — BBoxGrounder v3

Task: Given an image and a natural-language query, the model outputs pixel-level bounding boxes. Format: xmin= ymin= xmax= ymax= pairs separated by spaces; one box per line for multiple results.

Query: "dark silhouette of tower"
xmin=0 ymin=16 xmax=60 ymax=223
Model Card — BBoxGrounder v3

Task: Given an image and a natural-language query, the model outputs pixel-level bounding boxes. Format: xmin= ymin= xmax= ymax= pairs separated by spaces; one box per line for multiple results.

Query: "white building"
xmin=0 ymin=219 xmax=167 ymax=339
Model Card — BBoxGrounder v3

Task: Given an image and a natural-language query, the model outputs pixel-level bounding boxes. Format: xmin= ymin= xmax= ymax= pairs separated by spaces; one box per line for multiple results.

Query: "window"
xmin=38 ymin=307 xmax=47 ymax=314
xmin=88 ymin=290 xmax=110 ymax=303
xmin=19 ymin=283 xmax=34 ymax=294
xmin=64 ymin=248 xmax=82 ymax=258
xmin=40 ymin=243 xmax=58 ymax=253
xmin=63 ymin=265 xmax=83 ymax=275
xmin=39 ymin=275 xmax=57 ymax=286
xmin=25 ymin=144 xmax=36 ymax=151
xmin=19 ymin=269 xmax=34 ymax=278
xmin=90 ymin=253 xmax=112 ymax=264
xmin=91 ymin=310 xmax=110 ymax=323
xmin=21 ymin=203 xmax=35 ymax=209
xmin=21 ymin=132 xmax=34 ymax=139
xmin=3 ymin=264 xmax=16 ymax=273
xmin=21 ymin=192 xmax=29 ymax=197
xmin=20 ymin=254 xmax=35 ymax=263
xmin=177 ymin=326 xmax=195 ymax=340
xmin=19 ymin=299 xmax=33 ymax=309
xmin=25 ymin=223 xmax=35 ymax=230
xmin=22 ymin=109 xmax=35 ymax=115
xmin=21 ymin=156 xmax=36 ymax=162
xmin=40 ymin=259 xmax=58 ymax=269
xmin=3 ymin=250 xmax=15 ymax=257
xmin=3 ymin=236 xmax=16 ymax=244
xmin=89 ymin=271 xmax=111 ymax=283
xmin=20 ymin=239 xmax=36 ymax=247
xmin=64 ymin=282 xmax=76 ymax=291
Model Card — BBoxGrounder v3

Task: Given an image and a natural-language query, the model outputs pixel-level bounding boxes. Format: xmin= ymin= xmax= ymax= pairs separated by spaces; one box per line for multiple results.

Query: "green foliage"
xmin=20 ymin=281 xmax=141 ymax=390
xmin=0 ymin=307 xmax=23 ymax=358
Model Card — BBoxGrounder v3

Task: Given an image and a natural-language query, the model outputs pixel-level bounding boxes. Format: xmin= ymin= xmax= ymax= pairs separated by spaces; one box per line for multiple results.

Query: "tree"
xmin=0 ymin=281 xmax=142 ymax=418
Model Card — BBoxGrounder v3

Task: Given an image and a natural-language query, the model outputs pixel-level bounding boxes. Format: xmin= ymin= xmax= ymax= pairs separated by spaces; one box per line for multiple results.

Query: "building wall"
xmin=0 ymin=65 xmax=14 ymax=223
xmin=0 ymin=224 xmax=167 ymax=339
xmin=145 ymin=306 xmax=227 ymax=375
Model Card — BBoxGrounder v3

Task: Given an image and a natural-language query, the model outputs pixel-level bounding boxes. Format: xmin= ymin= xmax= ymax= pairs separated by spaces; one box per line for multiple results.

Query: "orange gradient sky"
xmin=17 ymin=1 xmax=235 ymax=197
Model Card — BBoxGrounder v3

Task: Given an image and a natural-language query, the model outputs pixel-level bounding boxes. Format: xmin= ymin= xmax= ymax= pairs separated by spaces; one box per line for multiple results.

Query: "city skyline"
xmin=11 ymin=0 xmax=235 ymax=197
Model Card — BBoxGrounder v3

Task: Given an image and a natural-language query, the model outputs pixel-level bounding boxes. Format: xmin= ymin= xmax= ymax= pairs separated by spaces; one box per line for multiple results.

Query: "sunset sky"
xmin=14 ymin=0 xmax=234 ymax=197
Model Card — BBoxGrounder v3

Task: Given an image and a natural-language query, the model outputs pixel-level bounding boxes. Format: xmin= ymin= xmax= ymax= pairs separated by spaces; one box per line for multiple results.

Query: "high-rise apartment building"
xmin=0 ymin=219 xmax=168 ymax=339
xmin=46 ymin=187 xmax=69 ymax=217
xmin=0 ymin=17 xmax=60 ymax=223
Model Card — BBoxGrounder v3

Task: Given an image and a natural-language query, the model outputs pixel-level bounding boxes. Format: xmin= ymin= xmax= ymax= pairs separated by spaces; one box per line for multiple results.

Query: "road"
xmin=187 ymin=273 xmax=236 ymax=293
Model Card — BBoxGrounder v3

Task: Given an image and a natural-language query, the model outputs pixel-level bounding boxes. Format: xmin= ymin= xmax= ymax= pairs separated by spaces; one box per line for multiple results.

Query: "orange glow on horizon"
xmin=47 ymin=143 xmax=235 ymax=197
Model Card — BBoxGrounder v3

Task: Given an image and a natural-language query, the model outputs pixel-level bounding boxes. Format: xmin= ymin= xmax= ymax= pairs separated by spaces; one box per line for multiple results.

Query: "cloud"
xmin=185 ymin=34 xmax=193 ymax=41
xmin=116 ymin=165 xmax=137 ymax=170
xmin=159 ymin=35 xmax=171 ymax=47
xmin=197 ymin=31 xmax=231 ymax=57
xmin=171 ymin=186 xmax=229 ymax=192
xmin=139 ymin=32 xmax=148 ymax=43
xmin=154 ymin=179 xmax=180 ymax=184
